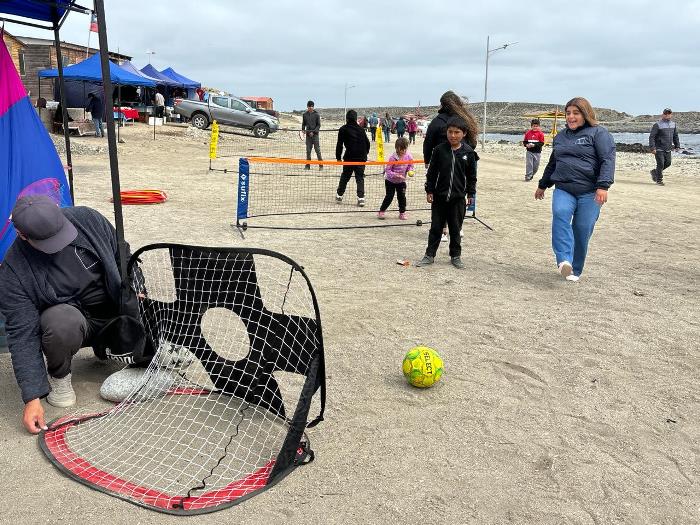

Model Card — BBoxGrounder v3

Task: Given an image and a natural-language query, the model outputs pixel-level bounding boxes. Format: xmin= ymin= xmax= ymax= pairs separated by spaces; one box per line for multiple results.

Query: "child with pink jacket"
xmin=378 ymin=137 xmax=415 ymax=220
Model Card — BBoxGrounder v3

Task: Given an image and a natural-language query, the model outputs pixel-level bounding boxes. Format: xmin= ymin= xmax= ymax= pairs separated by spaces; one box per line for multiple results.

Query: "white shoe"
xmin=460 ymin=229 xmax=464 ymax=238
xmin=357 ymin=198 xmax=365 ymax=207
xmin=335 ymin=194 xmax=343 ymax=203
xmin=47 ymin=373 xmax=76 ymax=408
xmin=558 ymin=261 xmax=573 ymax=278
xmin=566 ymin=275 xmax=580 ymax=282
xmin=441 ymin=233 xmax=448 ymax=242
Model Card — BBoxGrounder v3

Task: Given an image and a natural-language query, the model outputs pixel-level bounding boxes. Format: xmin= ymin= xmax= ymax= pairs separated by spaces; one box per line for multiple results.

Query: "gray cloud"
xmin=10 ymin=0 xmax=699 ymax=114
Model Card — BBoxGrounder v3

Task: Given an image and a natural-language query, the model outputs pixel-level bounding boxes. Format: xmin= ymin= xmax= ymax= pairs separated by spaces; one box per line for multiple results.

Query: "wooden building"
xmin=2 ymin=30 xmax=130 ymax=102
xmin=241 ymin=96 xmax=274 ymax=110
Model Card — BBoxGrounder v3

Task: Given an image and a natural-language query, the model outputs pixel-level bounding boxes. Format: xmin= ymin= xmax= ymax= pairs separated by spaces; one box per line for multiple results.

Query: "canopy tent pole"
xmin=93 ymin=0 xmax=127 ymax=280
xmin=52 ymin=13 xmax=75 ymax=203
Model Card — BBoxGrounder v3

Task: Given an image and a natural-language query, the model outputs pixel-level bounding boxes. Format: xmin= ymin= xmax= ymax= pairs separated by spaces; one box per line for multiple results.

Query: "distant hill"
xmin=305 ymin=102 xmax=699 ymax=133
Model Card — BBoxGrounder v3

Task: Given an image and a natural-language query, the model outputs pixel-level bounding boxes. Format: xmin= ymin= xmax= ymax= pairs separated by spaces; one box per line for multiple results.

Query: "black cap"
xmin=11 ymin=195 xmax=77 ymax=253
xmin=663 ymin=108 xmax=672 ymax=114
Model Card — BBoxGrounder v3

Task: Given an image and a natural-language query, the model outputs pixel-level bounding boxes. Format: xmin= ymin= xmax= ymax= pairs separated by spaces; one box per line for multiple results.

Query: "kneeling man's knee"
xmin=40 ymin=304 xmax=86 ymax=353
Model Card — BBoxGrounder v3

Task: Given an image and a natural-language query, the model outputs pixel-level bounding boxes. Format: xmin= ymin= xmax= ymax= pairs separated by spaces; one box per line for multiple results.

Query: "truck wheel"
xmin=191 ymin=113 xmax=209 ymax=130
xmin=253 ymin=123 xmax=270 ymax=138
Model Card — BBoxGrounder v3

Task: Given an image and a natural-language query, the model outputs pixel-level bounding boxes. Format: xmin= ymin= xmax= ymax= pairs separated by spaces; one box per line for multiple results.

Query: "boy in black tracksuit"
xmin=416 ymin=117 xmax=477 ymax=269
xmin=336 ymin=109 xmax=371 ymax=207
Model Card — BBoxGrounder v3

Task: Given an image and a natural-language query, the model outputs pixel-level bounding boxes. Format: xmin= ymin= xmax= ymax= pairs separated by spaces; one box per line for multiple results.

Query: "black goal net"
xmin=40 ymin=244 xmax=326 ymax=515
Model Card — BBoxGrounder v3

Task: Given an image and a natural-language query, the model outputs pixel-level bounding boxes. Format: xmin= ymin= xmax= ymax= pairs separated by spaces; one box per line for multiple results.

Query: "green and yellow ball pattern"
xmin=402 ymin=346 xmax=444 ymax=388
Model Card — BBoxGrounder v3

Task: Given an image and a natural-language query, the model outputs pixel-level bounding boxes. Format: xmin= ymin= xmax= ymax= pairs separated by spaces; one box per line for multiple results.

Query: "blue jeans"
xmin=551 ymin=188 xmax=601 ymax=276
xmin=92 ymin=118 xmax=104 ymax=137
xmin=383 ymin=127 xmax=390 ymax=144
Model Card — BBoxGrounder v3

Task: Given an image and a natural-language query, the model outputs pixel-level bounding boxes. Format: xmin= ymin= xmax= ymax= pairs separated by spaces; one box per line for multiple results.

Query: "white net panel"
xmin=40 ymin=245 xmax=325 ymax=515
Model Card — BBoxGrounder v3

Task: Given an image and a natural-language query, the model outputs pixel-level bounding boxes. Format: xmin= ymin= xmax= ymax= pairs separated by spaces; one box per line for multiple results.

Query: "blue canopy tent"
xmin=38 ymin=52 xmax=157 ymax=87
xmin=140 ymin=63 xmax=182 ymax=88
xmin=0 ymin=0 xmax=131 ymax=282
xmin=120 ymin=60 xmax=160 ymax=84
xmin=160 ymin=67 xmax=200 ymax=100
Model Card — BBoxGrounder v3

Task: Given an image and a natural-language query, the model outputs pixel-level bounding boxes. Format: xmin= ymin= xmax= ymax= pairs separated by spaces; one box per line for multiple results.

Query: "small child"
xmin=523 ymin=118 xmax=545 ymax=181
xmin=415 ymin=117 xmax=477 ymax=269
xmin=378 ymin=137 xmax=414 ymax=220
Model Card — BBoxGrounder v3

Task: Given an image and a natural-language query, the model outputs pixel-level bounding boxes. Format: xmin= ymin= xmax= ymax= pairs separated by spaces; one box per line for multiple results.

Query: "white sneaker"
xmin=460 ymin=229 xmax=464 ymax=238
xmin=357 ymin=198 xmax=365 ymax=207
xmin=566 ymin=275 xmax=580 ymax=282
xmin=441 ymin=233 xmax=448 ymax=242
xmin=335 ymin=194 xmax=343 ymax=203
xmin=558 ymin=261 xmax=573 ymax=278
xmin=47 ymin=373 xmax=76 ymax=408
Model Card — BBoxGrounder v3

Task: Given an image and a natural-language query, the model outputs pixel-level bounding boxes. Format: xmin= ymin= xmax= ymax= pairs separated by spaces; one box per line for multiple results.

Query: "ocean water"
xmin=487 ymin=133 xmax=700 ymax=149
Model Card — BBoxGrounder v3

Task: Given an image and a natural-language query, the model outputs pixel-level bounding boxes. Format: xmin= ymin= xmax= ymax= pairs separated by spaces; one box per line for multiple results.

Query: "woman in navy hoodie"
xmin=535 ymin=97 xmax=615 ymax=282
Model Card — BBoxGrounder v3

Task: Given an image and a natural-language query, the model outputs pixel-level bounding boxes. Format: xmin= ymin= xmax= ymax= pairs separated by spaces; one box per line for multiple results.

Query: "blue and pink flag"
xmin=0 ymin=30 xmax=72 ymax=261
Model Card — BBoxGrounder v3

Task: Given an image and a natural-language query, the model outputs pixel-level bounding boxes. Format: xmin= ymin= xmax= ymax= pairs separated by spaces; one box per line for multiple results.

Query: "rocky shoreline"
xmin=306 ymin=102 xmax=700 ymax=134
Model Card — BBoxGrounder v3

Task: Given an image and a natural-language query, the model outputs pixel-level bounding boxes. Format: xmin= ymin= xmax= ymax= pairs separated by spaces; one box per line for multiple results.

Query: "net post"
xmin=467 ymin=194 xmax=494 ymax=231
xmin=237 ymin=157 xmax=250 ymax=223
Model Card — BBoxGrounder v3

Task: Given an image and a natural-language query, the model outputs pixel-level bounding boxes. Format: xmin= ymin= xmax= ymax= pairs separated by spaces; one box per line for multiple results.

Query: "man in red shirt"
xmin=523 ymin=118 xmax=546 ymax=181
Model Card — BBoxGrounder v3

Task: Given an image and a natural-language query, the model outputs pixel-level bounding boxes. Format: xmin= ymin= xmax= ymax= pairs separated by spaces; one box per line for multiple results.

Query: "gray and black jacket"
xmin=539 ymin=124 xmax=615 ymax=196
xmin=0 ymin=207 xmax=132 ymax=403
xmin=302 ymin=110 xmax=321 ymax=135
xmin=649 ymin=120 xmax=680 ymax=151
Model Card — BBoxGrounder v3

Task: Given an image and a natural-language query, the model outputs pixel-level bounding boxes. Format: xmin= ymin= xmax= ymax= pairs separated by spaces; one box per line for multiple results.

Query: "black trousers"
xmin=155 ymin=105 xmax=164 ymax=118
xmin=337 ymin=165 xmax=366 ymax=198
xmin=425 ymin=197 xmax=466 ymax=258
xmin=40 ymin=303 xmax=116 ymax=379
xmin=408 ymin=131 xmax=416 ymax=144
xmin=380 ymin=180 xmax=407 ymax=212
xmin=654 ymin=150 xmax=672 ymax=181
xmin=370 ymin=127 xmax=377 ymax=141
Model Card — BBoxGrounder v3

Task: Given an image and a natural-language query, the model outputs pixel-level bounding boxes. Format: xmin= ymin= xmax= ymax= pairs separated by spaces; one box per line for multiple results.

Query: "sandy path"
xmin=1 ymin=123 xmax=698 ymax=524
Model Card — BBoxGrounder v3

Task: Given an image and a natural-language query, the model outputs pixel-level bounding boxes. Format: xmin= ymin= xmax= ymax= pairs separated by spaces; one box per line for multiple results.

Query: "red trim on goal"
xmin=43 ymin=418 xmax=274 ymax=510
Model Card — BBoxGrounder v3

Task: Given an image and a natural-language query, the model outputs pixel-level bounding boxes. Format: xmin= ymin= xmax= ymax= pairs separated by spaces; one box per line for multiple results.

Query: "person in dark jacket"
xmin=649 ymin=108 xmax=681 ymax=186
xmin=302 ymin=100 xmax=323 ymax=170
xmin=335 ymin=109 xmax=371 ymax=207
xmin=415 ymin=117 xmax=477 ymax=269
xmin=535 ymin=97 xmax=615 ymax=282
xmin=85 ymin=92 xmax=104 ymax=138
xmin=0 ymin=196 xmax=140 ymax=433
xmin=395 ymin=116 xmax=407 ymax=138
xmin=423 ymin=91 xmax=480 ymax=242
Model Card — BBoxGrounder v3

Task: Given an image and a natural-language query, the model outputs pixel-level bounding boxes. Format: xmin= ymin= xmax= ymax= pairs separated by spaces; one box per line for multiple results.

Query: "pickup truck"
xmin=173 ymin=95 xmax=279 ymax=138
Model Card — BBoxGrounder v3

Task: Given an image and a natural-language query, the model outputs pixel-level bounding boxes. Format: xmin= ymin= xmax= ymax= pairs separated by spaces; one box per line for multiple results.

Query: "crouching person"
xmin=0 ymin=195 xmax=144 ymax=434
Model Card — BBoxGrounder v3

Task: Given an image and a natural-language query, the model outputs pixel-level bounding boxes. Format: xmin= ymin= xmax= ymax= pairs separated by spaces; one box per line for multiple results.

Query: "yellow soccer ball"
xmin=407 ymin=170 xmax=415 ymax=177
xmin=402 ymin=346 xmax=444 ymax=388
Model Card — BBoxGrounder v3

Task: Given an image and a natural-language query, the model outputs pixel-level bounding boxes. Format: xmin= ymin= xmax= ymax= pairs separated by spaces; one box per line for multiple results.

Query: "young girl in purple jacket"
xmin=378 ymin=137 xmax=415 ymax=220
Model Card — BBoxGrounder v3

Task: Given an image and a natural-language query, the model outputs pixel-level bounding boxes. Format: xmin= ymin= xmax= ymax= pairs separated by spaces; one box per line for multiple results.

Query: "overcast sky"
xmin=9 ymin=0 xmax=700 ymax=114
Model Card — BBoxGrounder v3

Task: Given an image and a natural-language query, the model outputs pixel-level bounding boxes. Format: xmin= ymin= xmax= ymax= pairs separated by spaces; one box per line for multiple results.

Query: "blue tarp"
xmin=140 ymin=64 xmax=182 ymax=88
xmin=160 ymin=67 xmax=200 ymax=88
xmin=39 ymin=53 xmax=156 ymax=87
xmin=0 ymin=0 xmax=74 ymax=23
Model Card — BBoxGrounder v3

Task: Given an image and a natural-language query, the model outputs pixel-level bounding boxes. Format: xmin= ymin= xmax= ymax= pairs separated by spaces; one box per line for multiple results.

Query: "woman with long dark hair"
xmin=535 ymin=97 xmax=615 ymax=282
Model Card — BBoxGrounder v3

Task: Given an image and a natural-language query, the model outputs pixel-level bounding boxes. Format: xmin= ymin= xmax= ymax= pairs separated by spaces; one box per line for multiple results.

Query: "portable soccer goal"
xmin=40 ymin=244 xmax=326 ymax=515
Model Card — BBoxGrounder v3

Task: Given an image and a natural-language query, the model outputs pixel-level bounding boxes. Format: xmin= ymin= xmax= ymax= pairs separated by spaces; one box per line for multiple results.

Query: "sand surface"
xmin=1 ymin=122 xmax=698 ymax=524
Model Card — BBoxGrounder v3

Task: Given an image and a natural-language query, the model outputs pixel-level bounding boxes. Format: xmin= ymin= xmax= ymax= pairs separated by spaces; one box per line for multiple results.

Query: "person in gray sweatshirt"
xmin=649 ymin=108 xmax=680 ymax=186
xmin=535 ymin=97 xmax=615 ymax=282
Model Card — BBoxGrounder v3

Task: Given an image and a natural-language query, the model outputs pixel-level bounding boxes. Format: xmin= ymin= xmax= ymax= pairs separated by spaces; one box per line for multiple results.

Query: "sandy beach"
xmin=1 ymin=121 xmax=698 ymax=524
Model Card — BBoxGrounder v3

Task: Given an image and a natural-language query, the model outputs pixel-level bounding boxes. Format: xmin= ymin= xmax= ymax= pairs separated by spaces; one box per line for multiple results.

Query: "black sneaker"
xmin=304 ymin=165 xmax=310 ymax=170
xmin=650 ymin=169 xmax=657 ymax=182
xmin=415 ymin=255 xmax=434 ymax=267
xmin=656 ymin=180 xmax=665 ymax=186
xmin=319 ymin=164 xmax=324 ymax=171
xmin=451 ymin=257 xmax=465 ymax=269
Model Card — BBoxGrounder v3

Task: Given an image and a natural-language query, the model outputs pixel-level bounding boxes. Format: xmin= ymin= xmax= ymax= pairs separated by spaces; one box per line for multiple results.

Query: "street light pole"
xmin=146 ymin=49 xmax=156 ymax=64
xmin=344 ymin=82 xmax=356 ymax=118
xmin=482 ymin=36 xmax=517 ymax=149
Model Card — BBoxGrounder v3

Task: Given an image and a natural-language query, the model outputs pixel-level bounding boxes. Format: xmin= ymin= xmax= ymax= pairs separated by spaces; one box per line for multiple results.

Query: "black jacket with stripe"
xmin=425 ymin=142 xmax=477 ymax=199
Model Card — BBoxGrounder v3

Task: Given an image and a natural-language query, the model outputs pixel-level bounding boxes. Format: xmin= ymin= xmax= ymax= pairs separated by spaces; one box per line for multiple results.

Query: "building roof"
xmin=8 ymin=32 xmax=131 ymax=60
xmin=241 ymin=96 xmax=273 ymax=102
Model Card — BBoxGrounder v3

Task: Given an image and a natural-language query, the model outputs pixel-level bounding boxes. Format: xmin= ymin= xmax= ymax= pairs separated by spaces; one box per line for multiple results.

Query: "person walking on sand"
xmin=649 ymin=108 xmax=680 ymax=186
xmin=395 ymin=116 xmax=407 ymax=138
xmin=302 ymin=100 xmax=323 ymax=170
xmin=535 ymin=97 xmax=615 ymax=282
xmin=382 ymin=112 xmax=392 ymax=144
xmin=368 ymin=112 xmax=379 ymax=142
xmin=523 ymin=118 xmax=546 ymax=181
xmin=407 ymin=117 xmax=418 ymax=144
